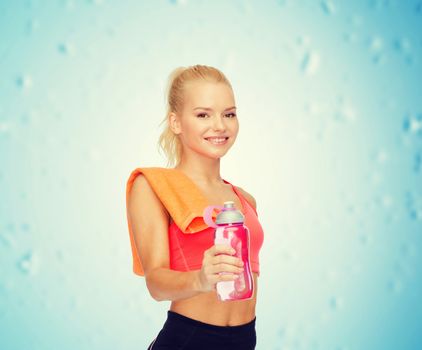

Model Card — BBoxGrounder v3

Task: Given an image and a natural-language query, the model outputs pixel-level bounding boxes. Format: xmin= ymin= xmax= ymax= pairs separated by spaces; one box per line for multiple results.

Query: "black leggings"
xmin=147 ymin=310 xmax=257 ymax=349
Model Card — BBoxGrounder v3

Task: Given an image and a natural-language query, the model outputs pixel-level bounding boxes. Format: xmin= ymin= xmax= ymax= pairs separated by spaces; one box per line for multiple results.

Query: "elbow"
xmin=145 ymin=271 xmax=165 ymax=302
xmin=149 ymin=288 xmax=164 ymax=302
xmin=150 ymin=292 xmax=163 ymax=302
xmin=147 ymin=285 xmax=160 ymax=301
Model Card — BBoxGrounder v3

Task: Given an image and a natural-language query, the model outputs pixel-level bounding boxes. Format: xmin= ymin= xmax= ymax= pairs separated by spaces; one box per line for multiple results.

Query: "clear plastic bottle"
xmin=203 ymin=201 xmax=254 ymax=301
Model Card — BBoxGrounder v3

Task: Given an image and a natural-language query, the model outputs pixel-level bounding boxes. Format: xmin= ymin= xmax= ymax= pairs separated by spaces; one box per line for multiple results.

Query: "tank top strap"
xmin=223 ymin=179 xmax=258 ymax=217
xmin=222 ymin=179 xmax=250 ymax=215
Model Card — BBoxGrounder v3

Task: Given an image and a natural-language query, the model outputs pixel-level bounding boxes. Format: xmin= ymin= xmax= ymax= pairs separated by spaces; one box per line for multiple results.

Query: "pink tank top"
xmin=168 ymin=180 xmax=264 ymax=276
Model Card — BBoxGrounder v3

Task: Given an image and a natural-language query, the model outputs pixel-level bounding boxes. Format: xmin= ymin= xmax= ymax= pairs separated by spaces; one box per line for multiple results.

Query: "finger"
xmin=211 ymin=263 xmax=244 ymax=274
xmin=213 ymin=254 xmax=245 ymax=267
xmin=218 ymin=273 xmax=240 ymax=281
xmin=212 ymin=244 xmax=236 ymax=256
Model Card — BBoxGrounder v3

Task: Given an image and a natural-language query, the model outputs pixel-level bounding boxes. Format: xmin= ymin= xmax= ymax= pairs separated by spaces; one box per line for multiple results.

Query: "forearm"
xmin=146 ymin=267 xmax=203 ymax=302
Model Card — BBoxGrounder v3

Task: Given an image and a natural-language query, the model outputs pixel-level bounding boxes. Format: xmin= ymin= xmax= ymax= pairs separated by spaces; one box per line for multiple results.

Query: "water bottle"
xmin=203 ymin=201 xmax=254 ymax=301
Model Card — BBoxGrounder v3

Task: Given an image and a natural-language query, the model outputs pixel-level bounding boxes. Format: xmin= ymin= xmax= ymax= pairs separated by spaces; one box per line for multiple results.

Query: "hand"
xmin=196 ymin=244 xmax=245 ymax=293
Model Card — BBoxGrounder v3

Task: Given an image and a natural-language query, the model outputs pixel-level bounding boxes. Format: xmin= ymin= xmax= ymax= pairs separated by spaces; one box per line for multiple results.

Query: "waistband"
xmin=166 ymin=310 xmax=256 ymax=334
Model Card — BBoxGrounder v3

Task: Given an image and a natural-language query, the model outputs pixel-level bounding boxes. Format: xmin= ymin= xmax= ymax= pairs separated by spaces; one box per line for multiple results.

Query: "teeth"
xmin=206 ymin=137 xmax=227 ymax=143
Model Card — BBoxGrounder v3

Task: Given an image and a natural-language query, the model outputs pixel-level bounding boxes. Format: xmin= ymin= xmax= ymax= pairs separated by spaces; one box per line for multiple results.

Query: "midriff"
xmin=169 ymin=271 xmax=258 ymax=326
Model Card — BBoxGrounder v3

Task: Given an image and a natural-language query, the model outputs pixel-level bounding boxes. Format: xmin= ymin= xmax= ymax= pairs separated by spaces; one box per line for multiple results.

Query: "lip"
xmin=204 ymin=136 xmax=229 ymax=139
xmin=204 ymin=136 xmax=229 ymax=145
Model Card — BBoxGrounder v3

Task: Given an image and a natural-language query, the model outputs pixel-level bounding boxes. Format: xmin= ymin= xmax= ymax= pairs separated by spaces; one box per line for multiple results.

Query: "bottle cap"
xmin=215 ymin=201 xmax=244 ymax=225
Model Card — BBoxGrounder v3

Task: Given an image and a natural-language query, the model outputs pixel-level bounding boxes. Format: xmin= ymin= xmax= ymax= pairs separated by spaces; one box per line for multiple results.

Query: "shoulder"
xmin=132 ymin=172 xmax=148 ymax=189
xmin=235 ymin=186 xmax=257 ymax=210
xmin=130 ymin=174 xmax=156 ymax=206
xmin=130 ymin=173 xmax=170 ymax=218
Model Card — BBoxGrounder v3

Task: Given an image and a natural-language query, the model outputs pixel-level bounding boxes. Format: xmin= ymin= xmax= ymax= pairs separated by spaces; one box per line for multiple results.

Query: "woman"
xmin=126 ymin=64 xmax=264 ymax=349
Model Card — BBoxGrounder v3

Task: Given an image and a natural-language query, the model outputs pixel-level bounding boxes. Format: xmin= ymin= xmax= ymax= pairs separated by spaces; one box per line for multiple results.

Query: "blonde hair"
xmin=157 ymin=64 xmax=233 ymax=168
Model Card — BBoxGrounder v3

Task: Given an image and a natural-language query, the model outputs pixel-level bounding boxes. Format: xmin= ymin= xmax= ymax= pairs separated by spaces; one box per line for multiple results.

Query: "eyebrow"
xmin=193 ymin=106 xmax=236 ymax=111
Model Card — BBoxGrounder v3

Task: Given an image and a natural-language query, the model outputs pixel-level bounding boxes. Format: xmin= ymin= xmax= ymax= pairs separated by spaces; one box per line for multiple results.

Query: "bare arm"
xmin=146 ymin=268 xmax=202 ymax=302
xmin=127 ymin=174 xmax=203 ymax=302
xmin=128 ymin=174 xmax=244 ymax=302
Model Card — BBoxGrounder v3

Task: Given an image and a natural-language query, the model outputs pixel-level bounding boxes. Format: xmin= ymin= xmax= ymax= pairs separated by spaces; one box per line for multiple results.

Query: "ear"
xmin=169 ymin=112 xmax=182 ymax=135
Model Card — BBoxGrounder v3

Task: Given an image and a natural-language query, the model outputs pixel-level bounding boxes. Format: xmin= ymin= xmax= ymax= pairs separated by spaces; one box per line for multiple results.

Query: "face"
xmin=169 ymin=80 xmax=239 ymax=160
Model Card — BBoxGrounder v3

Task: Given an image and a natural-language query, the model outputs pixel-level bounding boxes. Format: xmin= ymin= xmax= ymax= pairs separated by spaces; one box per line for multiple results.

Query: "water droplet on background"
xmin=351 ymin=13 xmax=364 ymax=26
xmin=335 ymin=104 xmax=356 ymax=122
xmin=413 ymin=151 xmax=422 ymax=173
xmin=64 ymin=0 xmax=75 ymax=10
xmin=387 ymin=279 xmax=403 ymax=293
xmin=375 ymin=150 xmax=389 ymax=164
xmin=5 ymin=222 xmax=15 ymax=233
xmin=0 ymin=121 xmax=12 ymax=134
xmin=372 ymin=52 xmax=385 ymax=65
xmin=277 ymin=326 xmax=286 ymax=339
xmin=89 ymin=0 xmax=104 ymax=5
xmin=41 ymin=298 xmax=53 ymax=311
xmin=403 ymin=113 xmax=422 ymax=135
xmin=335 ymin=97 xmax=357 ymax=122
xmin=329 ymin=295 xmax=344 ymax=310
xmin=297 ymin=35 xmax=311 ymax=46
xmin=301 ymin=51 xmax=321 ymax=76
xmin=405 ymin=192 xmax=422 ymax=221
xmin=1 ymin=223 xmax=17 ymax=247
xmin=57 ymin=42 xmax=76 ymax=55
xmin=305 ymin=101 xmax=321 ymax=116
xmin=25 ymin=18 xmax=40 ymax=35
xmin=343 ymin=32 xmax=358 ymax=43
xmin=359 ymin=232 xmax=371 ymax=245
xmin=324 ymin=268 xmax=338 ymax=282
xmin=400 ymin=242 xmax=416 ymax=258
xmin=16 ymin=75 xmax=33 ymax=90
xmin=55 ymin=249 xmax=65 ymax=262
xmin=276 ymin=0 xmax=287 ymax=7
xmin=20 ymin=222 xmax=30 ymax=233
xmin=371 ymin=171 xmax=382 ymax=185
xmin=321 ymin=1 xmax=335 ymax=15
xmin=17 ymin=251 xmax=40 ymax=275
xmin=394 ymin=37 xmax=411 ymax=53
xmin=393 ymin=260 xmax=412 ymax=278
xmin=69 ymin=296 xmax=80 ymax=310
xmin=379 ymin=194 xmax=393 ymax=208
xmin=369 ymin=36 xmax=383 ymax=51
xmin=346 ymin=202 xmax=356 ymax=214
xmin=368 ymin=35 xmax=385 ymax=64
xmin=168 ymin=0 xmax=188 ymax=5
xmin=372 ymin=0 xmax=392 ymax=10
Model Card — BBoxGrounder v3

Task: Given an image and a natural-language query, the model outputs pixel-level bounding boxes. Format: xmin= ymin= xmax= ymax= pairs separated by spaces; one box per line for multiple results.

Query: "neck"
xmin=174 ymin=159 xmax=224 ymax=187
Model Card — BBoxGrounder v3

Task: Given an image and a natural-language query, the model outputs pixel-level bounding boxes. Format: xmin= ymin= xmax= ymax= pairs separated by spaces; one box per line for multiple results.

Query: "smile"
xmin=204 ymin=137 xmax=229 ymax=145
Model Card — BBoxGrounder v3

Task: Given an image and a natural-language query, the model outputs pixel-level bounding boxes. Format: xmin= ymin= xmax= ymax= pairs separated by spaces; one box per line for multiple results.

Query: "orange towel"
xmin=125 ymin=167 xmax=218 ymax=276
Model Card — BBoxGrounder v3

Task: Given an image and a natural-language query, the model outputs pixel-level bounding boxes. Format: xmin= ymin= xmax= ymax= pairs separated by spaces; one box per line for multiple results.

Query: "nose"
xmin=212 ymin=115 xmax=226 ymax=132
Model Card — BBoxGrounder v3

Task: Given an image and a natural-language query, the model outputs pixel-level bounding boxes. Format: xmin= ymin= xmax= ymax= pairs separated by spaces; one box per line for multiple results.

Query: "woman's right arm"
xmin=127 ymin=174 xmax=244 ymax=302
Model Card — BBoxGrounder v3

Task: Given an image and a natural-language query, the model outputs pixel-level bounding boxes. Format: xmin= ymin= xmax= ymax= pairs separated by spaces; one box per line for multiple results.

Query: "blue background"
xmin=1 ymin=0 xmax=421 ymax=349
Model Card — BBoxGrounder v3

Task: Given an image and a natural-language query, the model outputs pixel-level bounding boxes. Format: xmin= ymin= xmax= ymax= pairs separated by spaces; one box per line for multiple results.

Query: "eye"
xmin=196 ymin=112 xmax=236 ymax=118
